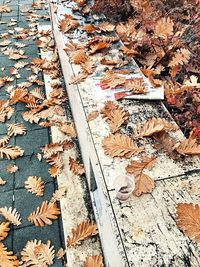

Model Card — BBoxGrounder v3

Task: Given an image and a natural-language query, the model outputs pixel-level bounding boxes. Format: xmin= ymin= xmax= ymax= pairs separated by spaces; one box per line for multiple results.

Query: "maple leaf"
xmin=126 ymin=156 xmax=156 ymax=175
xmin=25 ymin=176 xmax=45 ymax=197
xmin=176 ymin=138 xmax=200 ymax=155
xmin=134 ymin=118 xmax=178 ymax=138
xmin=134 ymin=173 xmax=155 ymax=196
xmin=0 ymin=177 xmax=6 ymax=186
xmin=50 ymin=187 xmax=67 ymax=203
xmin=169 ymin=48 xmax=191 ymax=67
xmin=84 ymin=255 xmax=104 ymax=267
xmin=102 ymin=133 xmax=144 ymax=158
xmin=6 ymin=164 xmax=18 ymax=174
xmin=0 ymin=243 xmax=19 ymax=267
xmin=7 ymin=123 xmax=27 ymax=137
xmin=28 ymin=201 xmax=60 ymax=227
xmin=69 ymin=157 xmax=85 ymax=176
xmin=155 ymin=17 xmax=174 ymax=40
xmin=67 ymin=220 xmax=98 ymax=247
xmin=34 ymin=240 xmax=55 ymax=266
xmin=0 ymin=222 xmax=10 ymax=241
xmin=0 ymin=207 xmax=21 ymax=226
xmin=101 ymin=101 xmax=129 ymax=133
xmin=0 ymin=135 xmax=10 ymax=147
xmin=0 ymin=146 xmax=24 ymax=160
xmin=176 ymin=203 xmax=200 ymax=243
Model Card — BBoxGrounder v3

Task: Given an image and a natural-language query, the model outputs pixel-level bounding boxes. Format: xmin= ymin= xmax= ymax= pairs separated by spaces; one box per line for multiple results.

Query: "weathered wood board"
xmin=49 ymin=2 xmax=200 ymax=266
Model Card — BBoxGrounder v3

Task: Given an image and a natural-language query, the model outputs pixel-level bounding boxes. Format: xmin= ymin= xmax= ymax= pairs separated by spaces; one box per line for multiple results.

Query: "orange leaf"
xmin=134 ymin=173 xmax=155 ymax=196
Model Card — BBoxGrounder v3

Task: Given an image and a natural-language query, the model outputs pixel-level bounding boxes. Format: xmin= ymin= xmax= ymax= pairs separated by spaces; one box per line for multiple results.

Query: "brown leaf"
xmin=34 ymin=240 xmax=55 ymax=266
xmin=48 ymin=166 xmax=61 ymax=178
xmin=102 ymin=133 xmax=144 ymax=158
xmin=84 ymin=255 xmax=104 ymax=267
xmin=87 ymin=111 xmax=100 ymax=122
xmin=59 ymin=122 xmax=77 ymax=138
xmin=134 ymin=173 xmax=155 ymax=196
xmin=134 ymin=117 xmax=178 ymax=138
xmin=9 ymin=88 xmax=28 ymax=105
xmin=101 ymin=102 xmax=129 ymax=133
xmin=56 ymin=248 xmax=66 ymax=259
xmin=176 ymin=138 xmax=200 ymax=155
xmin=126 ymin=156 xmax=156 ymax=175
xmin=0 ymin=5 xmax=11 ymax=13
xmin=30 ymin=88 xmax=45 ymax=100
xmin=0 ymin=207 xmax=21 ymax=226
xmin=67 ymin=220 xmax=98 ymax=247
xmin=169 ymin=48 xmax=191 ymax=67
xmin=100 ymin=71 xmax=126 ymax=89
xmin=22 ymin=110 xmax=41 ymax=124
xmin=6 ymin=164 xmax=18 ymax=174
xmin=0 ymin=243 xmax=19 ymax=267
xmin=155 ymin=17 xmax=174 ymax=40
xmin=70 ymin=49 xmax=87 ymax=64
xmin=0 ymin=222 xmax=10 ymax=241
xmin=0 ymin=145 xmax=24 ymax=160
xmin=50 ymin=187 xmax=67 ymax=203
xmin=0 ymin=177 xmax=6 ymax=186
xmin=69 ymin=157 xmax=85 ymax=176
xmin=0 ymin=135 xmax=10 ymax=147
xmin=25 ymin=176 xmax=45 ymax=197
xmin=176 ymin=203 xmax=200 ymax=243
xmin=42 ymin=143 xmax=63 ymax=159
xmin=7 ymin=123 xmax=27 ymax=137
xmin=153 ymin=131 xmax=179 ymax=155
xmin=124 ymin=78 xmax=147 ymax=94
xmin=28 ymin=201 xmax=60 ymax=227
xmin=89 ymin=41 xmax=109 ymax=54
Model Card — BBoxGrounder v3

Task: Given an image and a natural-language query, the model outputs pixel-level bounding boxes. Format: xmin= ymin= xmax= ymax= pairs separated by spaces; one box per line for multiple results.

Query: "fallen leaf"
xmin=7 ymin=123 xmax=27 ymax=137
xmin=6 ymin=164 xmax=18 ymax=174
xmin=176 ymin=138 xmax=200 ymax=155
xmin=0 ymin=243 xmax=19 ymax=267
xmin=0 ymin=177 xmax=6 ymax=186
xmin=0 ymin=222 xmax=10 ymax=241
xmin=84 ymin=255 xmax=104 ymax=267
xmin=126 ymin=156 xmax=156 ymax=175
xmin=25 ymin=176 xmax=45 ymax=197
xmin=134 ymin=173 xmax=155 ymax=196
xmin=0 ymin=145 xmax=24 ymax=160
xmin=0 ymin=207 xmax=21 ymax=226
xmin=69 ymin=157 xmax=85 ymax=176
xmin=56 ymin=248 xmax=65 ymax=259
xmin=50 ymin=187 xmax=67 ymax=203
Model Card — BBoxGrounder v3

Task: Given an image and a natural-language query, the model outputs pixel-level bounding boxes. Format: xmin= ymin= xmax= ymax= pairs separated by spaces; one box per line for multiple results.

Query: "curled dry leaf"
xmin=124 ymin=78 xmax=147 ymax=94
xmin=0 ymin=243 xmax=19 ymax=267
xmin=134 ymin=173 xmax=155 ymax=196
xmin=6 ymin=164 xmax=18 ymax=174
xmin=100 ymin=71 xmax=126 ymax=89
xmin=0 ymin=207 xmax=21 ymax=226
xmin=25 ymin=176 xmax=45 ymax=197
xmin=134 ymin=117 xmax=178 ymax=138
xmin=176 ymin=203 xmax=200 ymax=243
xmin=69 ymin=157 xmax=85 ymax=176
xmin=67 ymin=220 xmax=98 ymax=247
xmin=0 ymin=222 xmax=10 ymax=241
xmin=102 ymin=133 xmax=144 ymax=158
xmin=28 ymin=201 xmax=60 ymax=227
xmin=84 ymin=255 xmax=104 ymax=267
xmin=0 ymin=145 xmax=24 ymax=160
xmin=7 ymin=123 xmax=27 ymax=137
xmin=176 ymin=138 xmax=200 ymax=155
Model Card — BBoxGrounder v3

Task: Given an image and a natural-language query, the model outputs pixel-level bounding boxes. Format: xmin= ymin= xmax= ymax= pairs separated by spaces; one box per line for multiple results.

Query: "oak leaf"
xmin=0 ymin=243 xmax=19 ymax=267
xmin=134 ymin=173 xmax=155 ymax=196
xmin=7 ymin=123 xmax=27 ymax=137
xmin=169 ymin=48 xmax=191 ymax=67
xmin=34 ymin=240 xmax=55 ymax=266
xmin=28 ymin=201 xmax=60 ymax=227
xmin=70 ymin=49 xmax=87 ymax=64
xmin=67 ymin=220 xmax=98 ymax=247
xmin=56 ymin=248 xmax=65 ymax=259
xmin=0 ymin=135 xmax=10 ymax=147
xmin=69 ymin=157 xmax=85 ymax=176
xmin=87 ymin=111 xmax=99 ymax=122
xmin=126 ymin=157 xmax=156 ymax=175
xmin=22 ymin=110 xmax=41 ymax=124
xmin=124 ymin=78 xmax=147 ymax=94
xmin=102 ymin=134 xmax=144 ymax=158
xmin=30 ymin=88 xmax=45 ymax=100
xmin=6 ymin=164 xmax=18 ymax=174
xmin=176 ymin=203 xmax=200 ymax=243
xmin=0 ymin=222 xmax=10 ymax=241
xmin=89 ymin=41 xmax=109 ymax=54
xmin=176 ymin=138 xmax=200 ymax=155
xmin=0 ymin=5 xmax=11 ymax=13
xmin=42 ymin=143 xmax=63 ymax=159
xmin=155 ymin=17 xmax=174 ymax=40
xmin=0 ymin=146 xmax=24 ymax=159
xmin=59 ymin=122 xmax=77 ymax=138
xmin=50 ymin=187 xmax=67 ymax=203
xmin=0 ymin=207 xmax=21 ymax=226
xmin=25 ymin=176 xmax=45 ymax=197
xmin=100 ymin=71 xmax=126 ymax=89
xmin=84 ymin=255 xmax=104 ymax=267
xmin=0 ymin=177 xmax=6 ymax=185
xmin=48 ymin=166 xmax=61 ymax=178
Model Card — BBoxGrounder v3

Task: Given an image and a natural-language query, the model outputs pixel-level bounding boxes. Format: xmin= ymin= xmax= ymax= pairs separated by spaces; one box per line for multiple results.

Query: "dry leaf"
xmin=124 ymin=78 xmax=147 ymax=94
xmin=25 ymin=176 xmax=45 ymax=197
xmin=176 ymin=203 xmax=200 ymax=243
xmin=50 ymin=187 xmax=67 ymax=203
xmin=89 ymin=41 xmax=109 ymax=54
xmin=126 ymin=157 xmax=156 ymax=175
xmin=69 ymin=157 xmax=85 ymax=176
xmin=0 ymin=146 xmax=24 ymax=160
xmin=0 ymin=136 xmax=10 ymax=147
xmin=0 ymin=207 xmax=21 ymax=226
xmin=30 ymin=88 xmax=45 ymax=100
xmin=134 ymin=173 xmax=155 ymax=196
xmin=0 ymin=5 xmax=11 ymax=13
xmin=84 ymin=255 xmax=104 ymax=267
xmin=70 ymin=49 xmax=87 ymax=64
xmin=48 ymin=166 xmax=61 ymax=178
xmin=176 ymin=138 xmax=200 ymax=155
xmin=59 ymin=122 xmax=77 ymax=138
xmin=67 ymin=220 xmax=98 ymax=247
xmin=100 ymin=71 xmax=126 ymax=89
xmin=42 ymin=143 xmax=63 ymax=159
xmin=28 ymin=201 xmax=60 ymax=227
xmin=169 ymin=48 xmax=191 ymax=67
xmin=34 ymin=240 xmax=55 ymax=266
xmin=155 ymin=17 xmax=174 ymax=40
xmin=87 ymin=111 xmax=99 ymax=122
xmin=0 ymin=222 xmax=10 ymax=241
xmin=6 ymin=164 xmax=18 ymax=174
xmin=0 ymin=243 xmax=19 ymax=267
xmin=56 ymin=248 xmax=65 ymax=259
xmin=7 ymin=123 xmax=27 ymax=137
xmin=0 ymin=177 xmax=6 ymax=186
xmin=102 ymin=133 xmax=144 ymax=158
xmin=153 ymin=131 xmax=179 ymax=155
